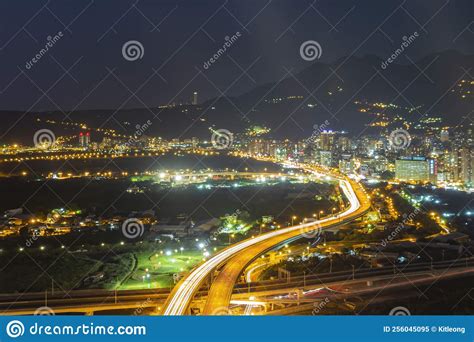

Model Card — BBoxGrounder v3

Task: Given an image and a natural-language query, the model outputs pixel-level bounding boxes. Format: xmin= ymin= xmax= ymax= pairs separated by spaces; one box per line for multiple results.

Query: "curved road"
xmin=163 ymin=166 xmax=371 ymax=315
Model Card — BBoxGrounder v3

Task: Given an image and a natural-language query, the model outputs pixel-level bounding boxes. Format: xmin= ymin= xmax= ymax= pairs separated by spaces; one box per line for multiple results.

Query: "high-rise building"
xmin=319 ymin=151 xmax=332 ymax=167
xmin=395 ymin=156 xmax=437 ymax=183
xmin=336 ymin=135 xmax=352 ymax=152
xmin=192 ymin=92 xmax=198 ymax=105
xmin=458 ymin=147 xmax=474 ymax=187
xmin=319 ymin=131 xmax=336 ymax=151
xmin=79 ymin=132 xmax=90 ymax=148
xmin=339 ymin=154 xmax=355 ymax=174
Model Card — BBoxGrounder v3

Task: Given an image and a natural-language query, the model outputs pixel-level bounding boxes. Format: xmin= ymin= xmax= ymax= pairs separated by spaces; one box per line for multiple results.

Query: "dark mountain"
xmin=0 ymin=51 xmax=472 ymax=144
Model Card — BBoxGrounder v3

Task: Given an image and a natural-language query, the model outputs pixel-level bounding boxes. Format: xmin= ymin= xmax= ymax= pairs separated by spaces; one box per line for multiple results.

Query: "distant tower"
xmin=79 ymin=132 xmax=90 ymax=148
xmin=192 ymin=91 xmax=198 ymax=105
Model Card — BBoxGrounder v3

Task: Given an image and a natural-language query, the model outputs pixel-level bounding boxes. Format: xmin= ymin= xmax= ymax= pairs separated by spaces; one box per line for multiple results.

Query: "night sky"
xmin=0 ymin=0 xmax=472 ymax=111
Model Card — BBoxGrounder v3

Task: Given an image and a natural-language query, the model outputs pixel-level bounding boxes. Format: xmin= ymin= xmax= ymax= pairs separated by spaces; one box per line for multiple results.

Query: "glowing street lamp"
xmin=291 ymin=215 xmax=297 ymax=226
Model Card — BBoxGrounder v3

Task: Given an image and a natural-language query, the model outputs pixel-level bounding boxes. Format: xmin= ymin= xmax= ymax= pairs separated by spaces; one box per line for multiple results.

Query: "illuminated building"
xmin=319 ymin=150 xmax=332 ymax=167
xmin=79 ymin=132 xmax=90 ymax=148
xmin=458 ymin=147 xmax=474 ymax=187
xmin=319 ymin=131 xmax=335 ymax=150
xmin=440 ymin=129 xmax=449 ymax=142
xmin=336 ymin=135 xmax=352 ymax=152
xmin=395 ymin=156 xmax=437 ymax=183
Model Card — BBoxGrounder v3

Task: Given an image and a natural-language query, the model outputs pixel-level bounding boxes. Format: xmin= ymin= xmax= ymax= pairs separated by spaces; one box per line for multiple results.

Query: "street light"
xmin=291 ymin=215 xmax=297 ymax=226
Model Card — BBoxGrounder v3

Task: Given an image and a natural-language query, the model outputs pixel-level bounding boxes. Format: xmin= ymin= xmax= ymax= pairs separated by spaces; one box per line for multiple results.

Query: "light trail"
xmin=163 ymin=168 xmax=367 ymax=315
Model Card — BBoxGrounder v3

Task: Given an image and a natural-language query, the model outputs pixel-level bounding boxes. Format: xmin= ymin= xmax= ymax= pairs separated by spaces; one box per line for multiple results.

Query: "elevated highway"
xmin=2 ymin=258 xmax=473 ymax=315
xmin=163 ymin=164 xmax=372 ymax=315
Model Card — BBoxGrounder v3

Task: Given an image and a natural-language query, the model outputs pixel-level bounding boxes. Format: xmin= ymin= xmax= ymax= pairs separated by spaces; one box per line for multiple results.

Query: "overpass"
xmin=2 ymin=258 xmax=473 ymax=315
xmin=162 ymin=164 xmax=372 ymax=315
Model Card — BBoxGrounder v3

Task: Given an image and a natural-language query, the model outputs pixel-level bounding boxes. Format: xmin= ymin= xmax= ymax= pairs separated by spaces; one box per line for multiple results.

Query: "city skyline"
xmin=0 ymin=0 xmax=473 ymax=320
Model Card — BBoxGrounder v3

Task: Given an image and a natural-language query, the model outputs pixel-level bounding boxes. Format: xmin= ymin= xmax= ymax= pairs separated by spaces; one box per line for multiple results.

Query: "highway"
xmin=2 ymin=258 xmax=473 ymax=315
xmin=163 ymin=165 xmax=372 ymax=315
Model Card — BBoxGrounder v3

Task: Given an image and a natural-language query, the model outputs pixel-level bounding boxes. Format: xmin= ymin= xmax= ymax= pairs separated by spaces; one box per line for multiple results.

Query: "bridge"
xmin=162 ymin=163 xmax=372 ymax=315
xmin=2 ymin=258 xmax=473 ymax=315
